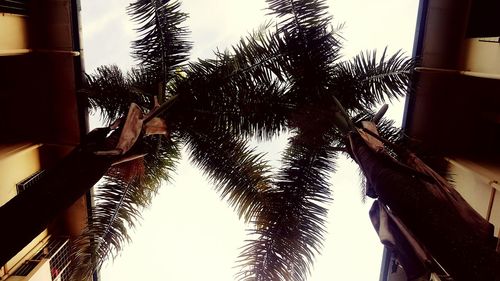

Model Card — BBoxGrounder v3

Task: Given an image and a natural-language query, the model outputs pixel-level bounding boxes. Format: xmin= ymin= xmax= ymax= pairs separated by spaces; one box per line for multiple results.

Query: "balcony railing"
xmin=11 ymin=237 xmax=71 ymax=281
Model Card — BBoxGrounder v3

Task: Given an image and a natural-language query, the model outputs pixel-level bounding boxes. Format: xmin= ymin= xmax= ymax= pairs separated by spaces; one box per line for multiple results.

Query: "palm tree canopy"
xmin=225 ymin=1 xmax=413 ymax=280
xmin=75 ymin=0 xmax=415 ymax=280
xmin=72 ymin=0 xmax=274 ymax=278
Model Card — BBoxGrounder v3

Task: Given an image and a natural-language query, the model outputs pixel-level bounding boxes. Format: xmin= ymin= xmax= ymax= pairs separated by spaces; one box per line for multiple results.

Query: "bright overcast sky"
xmin=81 ymin=1 xmax=419 ymax=280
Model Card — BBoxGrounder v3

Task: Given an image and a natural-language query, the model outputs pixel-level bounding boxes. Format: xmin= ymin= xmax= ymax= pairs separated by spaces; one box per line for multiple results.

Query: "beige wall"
xmin=449 ymin=158 xmax=500 ymax=235
xmin=5 ymin=259 xmax=54 ymax=281
xmin=1 ymin=231 xmax=49 ymax=280
xmin=0 ymin=13 xmax=29 ymax=55
xmin=0 ymin=144 xmax=41 ymax=207
xmin=461 ymin=38 xmax=500 ymax=75
xmin=490 ymin=189 xmax=500 ymax=237
xmin=23 ymin=259 xmax=52 ymax=281
xmin=0 ymin=144 xmax=48 ymax=278
xmin=0 ymin=142 xmax=89 ymax=275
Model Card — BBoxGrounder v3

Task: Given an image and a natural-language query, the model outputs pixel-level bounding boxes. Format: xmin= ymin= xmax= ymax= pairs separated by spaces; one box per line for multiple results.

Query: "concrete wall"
xmin=0 ymin=231 xmax=49 ymax=280
xmin=0 ymin=13 xmax=29 ymax=55
xmin=461 ymin=38 xmax=500 ymax=76
xmin=0 ymin=144 xmax=42 ymax=207
xmin=24 ymin=259 xmax=52 ymax=281
xmin=449 ymin=158 xmax=500 ymax=235
xmin=0 ymin=0 xmax=88 ymax=278
xmin=0 ymin=143 xmax=86 ymax=277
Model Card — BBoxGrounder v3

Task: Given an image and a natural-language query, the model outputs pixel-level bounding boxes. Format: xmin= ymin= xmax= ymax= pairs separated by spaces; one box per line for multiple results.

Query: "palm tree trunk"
xmin=0 ymin=146 xmax=114 ymax=266
xmin=348 ymin=133 xmax=500 ymax=281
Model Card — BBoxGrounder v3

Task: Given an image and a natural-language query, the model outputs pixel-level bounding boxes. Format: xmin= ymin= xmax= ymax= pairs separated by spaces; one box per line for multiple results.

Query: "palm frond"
xmin=68 ymin=137 xmax=181 ymax=280
xmin=167 ymin=20 xmax=340 ymax=140
xmin=280 ymin=27 xmax=342 ymax=104
xmin=69 ymin=178 xmax=141 ymax=280
xmin=267 ymin=0 xmax=341 ymax=74
xmin=351 ymin=110 xmax=403 ymax=143
xmin=82 ymin=66 xmax=154 ymax=124
xmin=225 ymin=24 xmax=290 ymax=84
xmin=333 ymin=49 xmax=415 ymax=110
xmin=266 ymin=0 xmax=331 ymax=34
xmin=127 ymin=66 xmax=163 ymax=98
xmin=181 ymin=126 xmax=271 ymax=222
xmin=166 ymin=29 xmax=293 ymax=140
xmin=128 ymin=0 xmax=191 ymax=85
xmin=263 ymin=0 xmax=343 ymax=107
xmin=238 ymin=129 xmax=337 ymax=281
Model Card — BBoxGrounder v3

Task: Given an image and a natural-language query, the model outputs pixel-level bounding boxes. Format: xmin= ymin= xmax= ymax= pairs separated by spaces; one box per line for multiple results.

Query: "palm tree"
xmin=211 ymin=1 xmax=414 ymax=280
xmin=225 ymin=1 xmax=500 ymax=281
xmin=66 ymin=0 xmax=280 ymax=278
xmin=41 ymin=0 xmax=497 ymax=280
xmin=348 ymin=129 xmax=500 ymax=281
xmin=0 ymin=0 xmax=273 ymax=275
xmin=69 ymin=0 xmax=417 ymax=280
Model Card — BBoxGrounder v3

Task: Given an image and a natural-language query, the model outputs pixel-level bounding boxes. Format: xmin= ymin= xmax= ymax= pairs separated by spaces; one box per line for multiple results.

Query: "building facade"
xmin=0 ymin=0 xmax=93 ymax=280
xmin=381 ymin=0 xmax=500 ymax=280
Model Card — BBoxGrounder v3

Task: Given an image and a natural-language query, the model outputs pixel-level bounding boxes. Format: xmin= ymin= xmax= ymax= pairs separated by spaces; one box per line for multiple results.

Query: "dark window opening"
xmin=0 ymin=0 xmax=30 ymax=15
xmin=12 ymin=260 xmax=39 ymax=276
xmin=466 ymin=0 xmax=500 ymax=38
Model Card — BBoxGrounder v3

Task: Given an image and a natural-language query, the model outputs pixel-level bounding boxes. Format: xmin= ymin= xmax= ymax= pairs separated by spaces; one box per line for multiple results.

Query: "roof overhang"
xmin=403 ymin=0 xmax=500 ymax=158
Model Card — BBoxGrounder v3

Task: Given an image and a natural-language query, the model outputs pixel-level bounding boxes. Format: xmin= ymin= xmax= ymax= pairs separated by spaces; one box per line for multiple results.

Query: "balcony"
xmin=6 ymin=238 xmax=71 ymax=281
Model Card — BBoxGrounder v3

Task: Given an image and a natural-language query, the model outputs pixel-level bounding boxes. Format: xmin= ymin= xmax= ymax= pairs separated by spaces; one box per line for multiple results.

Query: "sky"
xmin=80 ymin=1 xmax=419 ymax=280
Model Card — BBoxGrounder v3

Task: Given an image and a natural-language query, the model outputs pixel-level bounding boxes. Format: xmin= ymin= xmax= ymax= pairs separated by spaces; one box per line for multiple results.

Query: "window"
xmin=16 ymin=170 xmax=45 ymax=194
